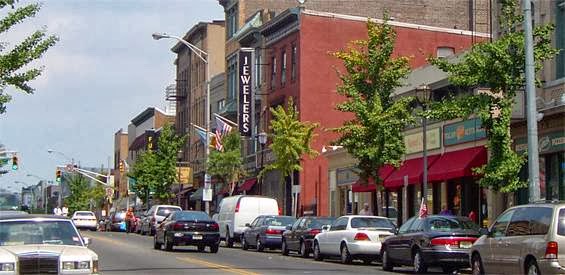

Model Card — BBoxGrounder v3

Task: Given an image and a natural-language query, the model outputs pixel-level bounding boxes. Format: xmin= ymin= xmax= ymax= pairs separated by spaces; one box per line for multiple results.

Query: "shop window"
xmin=281 ymin=50 xmax=287 ymax=86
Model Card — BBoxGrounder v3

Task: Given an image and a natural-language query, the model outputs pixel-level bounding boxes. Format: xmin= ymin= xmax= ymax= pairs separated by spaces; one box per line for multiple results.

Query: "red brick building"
xmin=260 ymin=8 xmax=489 ymax=216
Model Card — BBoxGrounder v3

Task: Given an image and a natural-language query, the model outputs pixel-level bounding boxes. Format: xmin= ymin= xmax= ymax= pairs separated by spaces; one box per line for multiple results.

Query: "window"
xmin=490 ymin=209 xmax=515 ymax=237
xmin=174 ymin=211 xmax=211 ymax=221
xmin=226 ymin=4 xmax=238 ymax=39
xmin=507 ymin=207 xmax=553 ymax=236
xmin=436 ymin=47 xmax=455 ymax=58
xmin=281 ymin=50 xmax=287 ymax=85
xmin=292 ymin=218 xmax=302 ymax=230
xmin=227 ymin=56 xmax=237 ymax=100
xmin=291 ymin=44 xmax=297 ymax=80
xmin=217 ymin=99 xmax=225 ymax=111
xmin=410 ymin=218 xmax=426 ymax=232
xmin=254 ymin=48 xmax=262 ymax=88
xmin=350 ymin=217 xmax=394 ymax=231
xmin=558 ymin=208 xmax=565 ymax=236
xmin=556 ymin=1 xmax=565 ymax=79
xmin=427 ymin=217 xmax=479 ymax=232
xmin=270 ymin=56 xmax=277 ymax=90
xmin=330 ymin=217 xmax=348 ymax=231
xmin=398 ymin=217 xmax=415 ymax=234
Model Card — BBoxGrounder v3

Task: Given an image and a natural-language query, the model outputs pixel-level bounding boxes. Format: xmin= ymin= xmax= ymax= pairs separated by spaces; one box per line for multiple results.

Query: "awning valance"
xmin=384 ymin=155 xmax=441 ymax=189
xmin=238 ymin=178 xmax=257 ymax=192
xmin=351 ymin=165 xmax=395 ymax=192
xmin=427 ymin=146 xmax=487 ymax=182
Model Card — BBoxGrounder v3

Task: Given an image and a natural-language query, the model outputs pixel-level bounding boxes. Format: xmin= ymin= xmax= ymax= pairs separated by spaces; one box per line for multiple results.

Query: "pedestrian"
xmin=125 ymin=207 xmax=134 ymax=234
xmin=61 ymin=204 xmax=69 ymax=217
xmin=53 ymin=206 xmax=62 ymax=216
xmin=358 ymin=203 xmax=374 ymax=216
xmin=439 ymin=205 xmax=453 ymax=215
xmin=468 ymin=210 xmax=477 ymax=223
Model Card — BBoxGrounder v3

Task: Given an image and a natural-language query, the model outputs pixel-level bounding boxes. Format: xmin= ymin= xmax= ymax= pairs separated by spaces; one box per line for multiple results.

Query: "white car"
xmin=72 ymin=211 xmax=98 ymax=231
xmin=0 ymin=214 xmax=99 ymax=274
xmin=313 ymin=215 xmax=395 ymax=264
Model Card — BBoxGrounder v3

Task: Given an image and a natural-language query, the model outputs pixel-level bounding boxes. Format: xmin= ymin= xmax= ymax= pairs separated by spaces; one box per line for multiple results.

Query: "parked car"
xmin=241 ymin=215 xmax=296 ymax=252
xmin=105 ymin=211 xmax=126 ymax=232
xmin=217 ymin=195 xmax=279 ymax=248
xmin=313 ymin=215 xmax=395 ymax=264
xmin=153 ymin=211 xmax=220 ymax=253
xmin=0 ymin=214 xmax=99 ymax=274
xmin=71 ymin=211 xmax=98 ymax=231
xmin=140 ymin=205 xmax=182 ymax=236
xmin=282 ymin=216 xmax=336 ymax=257
xmin=381 ymin=215 xmax=480 ymax=273
xmin=470 ymin=202 xmax=565 ymax=275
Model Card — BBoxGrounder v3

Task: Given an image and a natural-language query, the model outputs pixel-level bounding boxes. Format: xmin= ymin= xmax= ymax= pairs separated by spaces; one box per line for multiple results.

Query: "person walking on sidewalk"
xmin=125 ymin=207 xmax=135 ymax=234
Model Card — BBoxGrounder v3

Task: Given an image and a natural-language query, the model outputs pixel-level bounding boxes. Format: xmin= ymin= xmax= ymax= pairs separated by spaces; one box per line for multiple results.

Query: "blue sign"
xmin=444 ymin=118 xmax=486 ymax=146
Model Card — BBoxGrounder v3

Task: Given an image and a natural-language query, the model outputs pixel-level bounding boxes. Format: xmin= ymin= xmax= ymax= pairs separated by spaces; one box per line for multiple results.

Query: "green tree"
xmin=207 ymin=131 xmax=246 ymax=195
xmin=64 ymin=174 xmax=105 ymax=214
xmin=427 ymin=0 xmax=558 ymax=192
xmin=0 ymin=0 xmax=58 ymax=114
xmin=332 ymin=19 xmax=414 ymax=186
xmin=128 ymin=150 xmax=158 ymax=205
xmin=262 ymin=97 xmax=318 ymax=214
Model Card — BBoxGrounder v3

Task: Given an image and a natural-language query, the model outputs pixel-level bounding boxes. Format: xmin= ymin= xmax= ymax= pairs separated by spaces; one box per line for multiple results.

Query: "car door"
xmin=387 ymin=217 xmax=415 ymax=261
xmin=245 ymin=217 xmax=260 ymax=244
xmin=397 ymin=217 xmax=425 ymax=264
xmin=324 ymin=217 xmax=348 ymax=255
xmin=481 ymin=209 xmax=515 ymax=274
xmin=158 ymin=213 xmax=173 ymax=243
xmin=287 ymin=218 xmax=303 ymax=251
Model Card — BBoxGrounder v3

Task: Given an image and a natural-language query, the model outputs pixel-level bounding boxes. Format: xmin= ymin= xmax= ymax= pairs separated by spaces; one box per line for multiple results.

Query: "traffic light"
xmin=56 ymin=169 xmax=62 ymax=182
xmin=11 ymin=156 xmax=18 ymax=171
xmin=119 ymin=160 xmax=124 ymax=173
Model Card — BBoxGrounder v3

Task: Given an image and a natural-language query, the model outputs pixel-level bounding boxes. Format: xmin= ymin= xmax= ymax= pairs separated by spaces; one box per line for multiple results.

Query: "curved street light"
xmin=47 ymin=149 xmax=74 ymax=164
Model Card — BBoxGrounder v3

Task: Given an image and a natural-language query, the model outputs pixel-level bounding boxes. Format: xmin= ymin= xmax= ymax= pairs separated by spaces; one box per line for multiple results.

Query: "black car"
xmin=241 ymin=215 xmax=296 ymax=252
xmin=381 ymin=215 xmax=481 ymax=274
xmin=153 ymin=211 xmax=220 ymax=253
xmin=281 ymin=216 xmax=335 ymax=257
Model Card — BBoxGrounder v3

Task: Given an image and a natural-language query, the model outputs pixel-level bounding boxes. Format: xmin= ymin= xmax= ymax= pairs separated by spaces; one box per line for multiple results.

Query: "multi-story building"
xmin=113 ymin=129 xmax=128 ymax=199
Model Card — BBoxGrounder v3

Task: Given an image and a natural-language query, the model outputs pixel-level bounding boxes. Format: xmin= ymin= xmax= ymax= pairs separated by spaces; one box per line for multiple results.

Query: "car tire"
xmin=299 ymin=241 xmax=309 ymax=258
xmin=281 ymin=239 xmax=289 ymax=255
xmin=313 ymin=241 xmax=324 ymax=261
xmin=413 ymin=250 xmax=427 ymax=273
xmin=210 ymin=244 xmax=219 ymax=253
xmin=226 ymin=228 xmax=234 ymax=248
xmin=242 ymin=236 xmax=249 ymax=251
xmin=164 ymin=235 xmax=173 ymax=251
xmin=256 ymin=237 xmax=264 ymax=252
xmin=382 ymin=248 xmax=393 ymax=272
xmin=197 ymin=245 xmax=205 ymax=252
xmin=526 ymin=259 xmax=540 ymax=275
xmin=471 ymin=254 xmax=484 ymax=275
xmin=340 ymin=243 xmax=352 ymax=264
xmin=153 ymin=234 xmax=160 ymax=250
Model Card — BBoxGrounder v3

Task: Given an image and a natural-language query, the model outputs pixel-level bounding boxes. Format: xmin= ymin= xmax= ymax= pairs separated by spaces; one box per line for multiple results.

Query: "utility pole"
xmin=523 ymin=0 xmax=540 ymax=202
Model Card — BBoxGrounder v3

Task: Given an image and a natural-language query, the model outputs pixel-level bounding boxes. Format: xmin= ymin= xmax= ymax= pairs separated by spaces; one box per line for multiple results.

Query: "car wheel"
xmin=526 ymin=259 xmax=540 ymax=275
xmin=256 ymin=237 xmax=264 ymax=252
xmin=299 ymin=241 xmax=309 ymax=258
xmin=242 ymin=236 xmax=249 ymax=250
xmin=197 ymin=245 xmax=205 ymax=252
xmin=313 ymin=241 xmax=324 ymax=261
xmin=226 ymin=229 xmax=234 ymax=248
xmin=340 ymin=243 xmax=352 ymax=264
xmin=164 ymin=235 xmax=173 ymax=251
xmin=413 ymin=250 xmax=427 ymax=273
xmin=471 ymin=254 xmax=484 ymax=275
xmin=153 ymin=234 xmax=160 ymax=250
xmin=281 ymin=239 xmax=289 ymax=256
xmin=382 ymin=248 xmax=393 ymax=271
xmin=210 ymin=244 xmax=219 ymax=253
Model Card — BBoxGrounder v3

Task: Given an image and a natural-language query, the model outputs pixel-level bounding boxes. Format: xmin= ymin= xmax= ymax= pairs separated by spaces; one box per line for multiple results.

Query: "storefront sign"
xmin=238 ymin=48 xmax=253 ymax=136
xmin=443 ymin=118 xmax=486 ymax=146
xmin=336 ymin=167 xmax=359 ymax=186
xmin=515 ymin=130 xmax=565 ymax=154
xmin=404 ymin=128 xmax=441 ymax=154
xmin=176 ymin=167 xmax=193 ymax=185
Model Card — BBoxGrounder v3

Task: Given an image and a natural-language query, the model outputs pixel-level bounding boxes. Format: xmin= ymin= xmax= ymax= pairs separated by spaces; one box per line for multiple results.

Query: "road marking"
xmin=175 ymin=256 xmax=259 ymax=275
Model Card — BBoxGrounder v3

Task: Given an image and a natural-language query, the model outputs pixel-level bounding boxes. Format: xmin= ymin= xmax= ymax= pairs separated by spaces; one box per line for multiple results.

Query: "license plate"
xmin=192 ymin=235 xmax=203 ymax=240
xmin=459 ymin=241 xmax=472 ymax=249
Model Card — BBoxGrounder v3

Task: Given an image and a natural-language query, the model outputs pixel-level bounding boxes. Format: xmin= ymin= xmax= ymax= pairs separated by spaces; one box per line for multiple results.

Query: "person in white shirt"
xmin=358 ymin=203 xmax=374 ymax=216
xmin=53 ymin=206 xmax=62 ymax=216
xmin=61 ymin=204 xmax=69 ymax=217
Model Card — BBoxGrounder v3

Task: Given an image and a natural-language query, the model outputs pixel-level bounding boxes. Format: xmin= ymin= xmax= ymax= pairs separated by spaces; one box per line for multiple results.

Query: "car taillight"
xmin=430 ymin=237 xmax=477 ymax=247
xmin=235 ymin=200 xmax=240 ymax=213
xmin=545 ymin=241 xmax=558 ymax=259
xmin=173 ymin=222 xmax=185 ymax=230
xmin=354 ymin=233 xmax=370 ymax=241
xmin=266 ymin=228 xmax=283 ymax=235
xmin=278 ymin=208 xmax=282 ymax=215
xmin=308 ymin=229 xmax=321 ymax=236
xmin=210 ymin=223 xmax=219 ymax=231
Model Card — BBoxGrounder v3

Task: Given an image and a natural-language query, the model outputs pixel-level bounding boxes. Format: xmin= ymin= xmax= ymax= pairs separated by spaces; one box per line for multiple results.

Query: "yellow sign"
xmin=404 ymin=128 xmax=441 ymax=154
xmin=177 ymin=167 xmax=193 ymax=184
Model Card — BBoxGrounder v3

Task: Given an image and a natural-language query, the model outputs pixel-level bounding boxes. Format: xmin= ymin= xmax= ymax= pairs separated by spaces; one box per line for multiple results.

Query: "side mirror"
xmin=245 ymin=223 xmax=251 ymax=227
xmin=321 ymin=225 xmax=331 ymax=232
xmin=479 ymin=228 xmax=489 ymax=236
xmin=286 ymin=225 xmax=292 ymax=230
xmin=83 ymin=237 xmax=91 ymax=246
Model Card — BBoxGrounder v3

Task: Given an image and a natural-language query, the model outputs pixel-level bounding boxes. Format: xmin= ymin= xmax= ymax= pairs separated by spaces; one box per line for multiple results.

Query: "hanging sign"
xmin=238 ymin=48 xmax=253 ymax=136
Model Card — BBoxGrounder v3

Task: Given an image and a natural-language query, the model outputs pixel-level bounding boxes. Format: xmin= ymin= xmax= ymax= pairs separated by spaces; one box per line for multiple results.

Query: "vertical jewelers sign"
xmin=238 ymin=48 xmax=253 ymax=136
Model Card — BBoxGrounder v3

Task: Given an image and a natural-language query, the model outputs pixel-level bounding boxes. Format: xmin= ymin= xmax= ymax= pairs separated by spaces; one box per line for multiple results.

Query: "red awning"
xmin=428 ymin=146 xmax=487 ymax=182
xmin=384 ymin=155 xmax=441 ymax=189
xmin=238 ymin=178 xmax=257 ymax=192
xmin=351 ymin=165 xmax=396 ymax=192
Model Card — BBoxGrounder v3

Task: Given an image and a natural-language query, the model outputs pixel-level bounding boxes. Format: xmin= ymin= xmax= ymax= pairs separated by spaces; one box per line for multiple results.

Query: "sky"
xmin=0 ymin=0 xmax=224 ymax=192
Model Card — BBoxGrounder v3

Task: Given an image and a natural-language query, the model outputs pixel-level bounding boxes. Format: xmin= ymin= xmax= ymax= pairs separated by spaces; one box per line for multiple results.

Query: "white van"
xmin=217 ymin=195 xmax=279 ymax=247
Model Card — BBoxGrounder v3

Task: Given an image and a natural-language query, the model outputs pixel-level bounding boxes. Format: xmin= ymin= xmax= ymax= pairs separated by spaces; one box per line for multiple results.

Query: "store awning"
xmin=384 ymin=155 xmax=441 ymax=189
xmin=428 ymin=146 xmax=487 ymax=182
xmin=351 ymin=165 xmax=396 ymax=192
xmin=238 ymin=178 xmax=257 ymax=192
xmin=189 ymin=188 xmax=203 ymax=201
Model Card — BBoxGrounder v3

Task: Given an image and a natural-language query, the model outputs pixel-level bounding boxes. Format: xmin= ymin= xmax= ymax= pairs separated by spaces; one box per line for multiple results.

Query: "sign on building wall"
xmin=515 ymin=130 xmax=565 ymax=154
xmin=443 ymin=118 xmax=486 ymax=146
xmin=145 ymin=129 xmax=157 ymax=151
xmin=404 ymin=128 xmax=441 ymax=154
xmin=336 ymin=167 xmax=359 ymax=186
xmin=176 ymin=167 xmax=193 ymax=185
xmin=238 ymin=48 xmax=253 ymax=136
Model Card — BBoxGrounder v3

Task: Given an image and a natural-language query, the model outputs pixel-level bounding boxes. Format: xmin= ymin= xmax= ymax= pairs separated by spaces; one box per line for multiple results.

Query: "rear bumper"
xmin=347 ymin=241 xmax=382 ymax=256
xmin=261 ymin=235 xmax=283 ymax=248
xmin=169 ymin=232 xmax=220 ymax=246
xmin=421 ymin=248 xmax=470 ymax=267
xmin=538 ymin=259 xmax=565 ymax=274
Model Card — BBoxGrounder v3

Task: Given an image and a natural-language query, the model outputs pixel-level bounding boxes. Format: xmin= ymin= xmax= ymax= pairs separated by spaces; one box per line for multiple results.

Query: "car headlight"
xmin=62 ymin=261 xmax=90 ymax=270
xmin=0 ymin=263 xmax=15 ymax=271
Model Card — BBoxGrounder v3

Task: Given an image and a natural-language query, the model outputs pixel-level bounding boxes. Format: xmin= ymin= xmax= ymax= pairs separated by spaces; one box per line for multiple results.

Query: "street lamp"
xmin=47 ymin=149 xmax=74 ymax=165
xmin=415 ymin=84 xmax=432 ymax=207
xmin=153 ymin=32 xmax=212 ymax=214
xmin=257 ymin=132 xmax=268 ymax=195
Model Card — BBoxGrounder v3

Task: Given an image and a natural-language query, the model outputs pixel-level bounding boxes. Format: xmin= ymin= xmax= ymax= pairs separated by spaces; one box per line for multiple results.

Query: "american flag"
xmin=418 ymin=198 xmax=428 ymax=218
xmin=215 ymin=115 xmax=233 ymax=151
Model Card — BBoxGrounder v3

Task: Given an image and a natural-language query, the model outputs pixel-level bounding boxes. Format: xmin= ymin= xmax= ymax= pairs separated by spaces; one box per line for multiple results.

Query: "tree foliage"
xmin=0 ymin=0 xmax=58 ymax=114
xmin=207 ymin=131 xmax=246 ymax=195
xmin=332 ymin=18 xmax=414 ymax=184
xmin=427 ymin=0 xmax=558 ymax=192
xmin=64 ymin=174 xmax=105 ymax=214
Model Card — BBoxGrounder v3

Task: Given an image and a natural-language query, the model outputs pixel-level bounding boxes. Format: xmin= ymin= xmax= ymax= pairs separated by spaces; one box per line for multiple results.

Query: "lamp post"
xmin=257 ymin=132 xmax=268 ymax=195
xmin=415 ymin=84 xmax=432 ymax=206
xmin=47 ymin=149 xmax=74 ymax=165
xmin=153 ymin=32 xmax=212 ymax=214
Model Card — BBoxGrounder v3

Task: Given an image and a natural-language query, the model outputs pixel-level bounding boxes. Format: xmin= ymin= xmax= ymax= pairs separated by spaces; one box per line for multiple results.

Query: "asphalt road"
xmin=81 ymin=231 xmax=451 ymax=275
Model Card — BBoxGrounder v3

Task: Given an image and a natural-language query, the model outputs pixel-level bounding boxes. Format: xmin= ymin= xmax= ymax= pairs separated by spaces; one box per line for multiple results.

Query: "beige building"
xmin=113 ymin=129 xmax=128 ymax=199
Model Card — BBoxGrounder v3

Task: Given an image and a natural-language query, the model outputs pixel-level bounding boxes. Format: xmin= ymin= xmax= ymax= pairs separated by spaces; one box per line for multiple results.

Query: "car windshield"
xmin=351 ymin=217 xmax=394 ymax=230
xmin=0 ymin=220 xmax=83 ymax=246
xmin=264 ymin=217 xmax=295 ymax=226
xmin=75 ymin=212 xmax=94 ymax=217
xmin=157 ymin=207 xmax=180 ymax=217
xmin=175 ymin=211 xmax=210 ymax=221
xmin=307 ymin=218 xmax=336 ymax=229
xmin=428 ymin=217 xmax=480 ymax=232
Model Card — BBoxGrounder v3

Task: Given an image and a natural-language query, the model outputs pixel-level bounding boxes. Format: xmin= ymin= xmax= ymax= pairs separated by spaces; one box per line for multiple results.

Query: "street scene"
xmin=1 ymin=0 xmax=564 ymax=274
